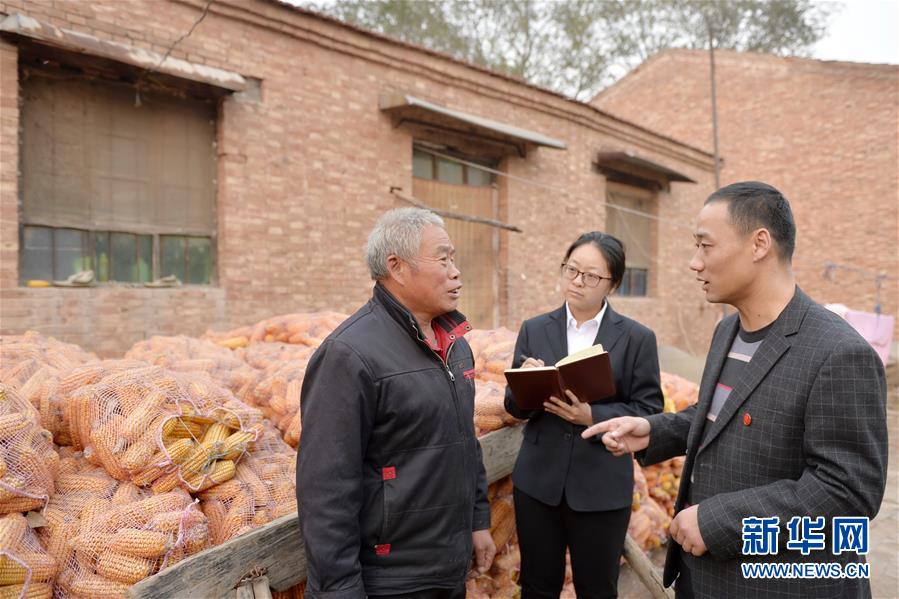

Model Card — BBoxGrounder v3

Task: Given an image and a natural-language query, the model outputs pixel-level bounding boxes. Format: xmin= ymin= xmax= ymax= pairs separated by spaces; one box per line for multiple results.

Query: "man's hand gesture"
xmin=581 ymin=416 xmax=651 ymax=456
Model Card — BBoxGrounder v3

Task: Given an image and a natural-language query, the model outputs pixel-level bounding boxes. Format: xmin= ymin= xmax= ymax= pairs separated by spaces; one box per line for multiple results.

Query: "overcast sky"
xmin=811 ymin=0 xmax=898 ymax=64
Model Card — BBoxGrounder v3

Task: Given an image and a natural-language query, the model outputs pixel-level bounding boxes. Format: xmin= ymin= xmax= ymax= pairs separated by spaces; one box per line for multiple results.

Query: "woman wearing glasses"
xmin=504 ymin=231 xmax=664 ymax=599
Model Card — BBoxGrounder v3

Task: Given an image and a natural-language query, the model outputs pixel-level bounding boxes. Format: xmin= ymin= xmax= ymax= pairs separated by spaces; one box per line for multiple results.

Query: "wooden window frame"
xmin=17 ymin=52 xmax=220 ymax=287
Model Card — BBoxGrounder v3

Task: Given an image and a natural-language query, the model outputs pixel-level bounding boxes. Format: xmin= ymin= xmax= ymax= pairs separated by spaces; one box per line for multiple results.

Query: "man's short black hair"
xmin=563 ymin=231 xmax=626 ymax=290
xmin=706 ymin=181 xmax=796 ymax=262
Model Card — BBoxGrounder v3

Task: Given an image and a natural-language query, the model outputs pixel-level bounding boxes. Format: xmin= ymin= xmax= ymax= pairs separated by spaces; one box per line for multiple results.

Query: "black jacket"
xmin=297 ymin=283 xmax=490 ymax=598
xmin=504 ymin=302 xmax=664 ymax=511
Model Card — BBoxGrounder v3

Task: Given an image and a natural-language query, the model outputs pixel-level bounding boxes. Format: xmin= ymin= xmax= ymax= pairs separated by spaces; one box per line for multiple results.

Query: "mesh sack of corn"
xmin=474 ymin=380 xmax=521 ymax=437
xmin=200 ymin=424 xmax=297 ymax=545
xmin=0 ymin=387 xmax=59 ymax=515
xmin=250 ymin=363 xmax=306 ymax=447
xmin=124 ymin=336 xmax=256 ymax=399
xmin=45 ymin=469 xmax=208 ymax=599
xmin=467 ymin=328 xmax=516 ymax=385
xmin=1 ymin=332 xmax=98 ymax=445
xmin=0 ymin=513 xmax=57 ymax=599
xmin=245 ymin=312 xmax=347 ymax=346
xmin=66 ymin=366 xmax=263 ymax=493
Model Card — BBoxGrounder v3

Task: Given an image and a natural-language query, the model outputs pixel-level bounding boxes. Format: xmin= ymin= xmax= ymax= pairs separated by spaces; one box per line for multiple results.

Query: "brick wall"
xmin=0 ymin=0 xmax=720 ymax=356
xmin=594 ymin=49 xmax=899 ymax=337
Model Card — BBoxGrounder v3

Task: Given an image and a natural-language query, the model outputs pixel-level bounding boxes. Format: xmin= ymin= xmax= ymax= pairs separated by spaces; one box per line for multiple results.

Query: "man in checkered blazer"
xmin=584 ymin=182 xmax=888 ymax=599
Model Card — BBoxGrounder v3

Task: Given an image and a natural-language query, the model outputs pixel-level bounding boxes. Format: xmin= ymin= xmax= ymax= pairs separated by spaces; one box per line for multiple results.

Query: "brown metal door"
xmin=412 ymin=178 xmax=498 ymax=328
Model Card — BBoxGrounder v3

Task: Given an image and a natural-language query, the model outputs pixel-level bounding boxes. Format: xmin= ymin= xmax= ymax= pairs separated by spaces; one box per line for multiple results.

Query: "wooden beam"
xmin=391 ymin=189 xmax=523 ymax=233
xmin=128 ymin=425 xmax=524 ymax=598
xmin=622 ymin=534 xmax=675 ymax=599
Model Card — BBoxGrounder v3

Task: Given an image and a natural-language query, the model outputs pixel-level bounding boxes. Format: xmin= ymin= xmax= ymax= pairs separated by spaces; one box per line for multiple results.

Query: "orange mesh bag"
xmin=1 ymin=333 xmax=97 ymax=446
xmin=474 ymin=381 xmax=520 ymax=437
xmin=251 ymin=363 xmax=307 ymax=447
xmin=246 ymin=312 xmax=347 ymax=347
xmin=200 ymin=425 xmax=297 ymax=545
xmin=50 ymin=477 xmax=208 ymax=598
xmin=0 ymin=513 xmax=57 ymax=599
xmin=661 ymin=371 xmax=699 ymax=413
xmin=643 ymin=456 xmax=684 ymax=518
xmin=0 ymin=387 xmax=58 ymax=515
xmin=67 ymin=366 xmax=263 ymax=493
xmin=632 ymin=459 xmax=649 ymax=511
xmin=124 ymin=336 xmax=255 ymax=400
xmin=467 ymin=328 xmax=516 ymax=384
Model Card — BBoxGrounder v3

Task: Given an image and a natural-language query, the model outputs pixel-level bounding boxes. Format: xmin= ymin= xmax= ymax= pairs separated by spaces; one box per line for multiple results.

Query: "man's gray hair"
xmin=366 ymin=207 xmax=445 ymax=280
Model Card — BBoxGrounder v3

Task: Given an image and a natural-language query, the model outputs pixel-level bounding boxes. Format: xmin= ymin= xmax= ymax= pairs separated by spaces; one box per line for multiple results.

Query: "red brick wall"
xmin=0 ymin=0 xmax=720 ymax=357
xmin=594 ymin=49 xmax=899 ymax=337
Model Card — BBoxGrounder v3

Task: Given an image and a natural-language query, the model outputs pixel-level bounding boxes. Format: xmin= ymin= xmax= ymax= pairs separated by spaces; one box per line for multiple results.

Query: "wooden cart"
xmin=127 ymin=425 xmax=671 ymax=599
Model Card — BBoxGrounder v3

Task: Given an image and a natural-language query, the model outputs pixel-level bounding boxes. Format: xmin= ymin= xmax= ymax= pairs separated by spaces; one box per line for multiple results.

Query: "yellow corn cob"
xmin=182 ymin=527 xmax=208 ymax=555
xmin=111 ymin=482 xmax=142 ymax=506
xmin=69 ymin=573 xmax=130 ymax=598
xmin=161 ymin=417 xmax=204 ymax=442
xmin=0 ymin=555 xmax=27 ymax=585
xmin=1 ymin=553 xmax=55 ymax=583
xmin=251 ymin=507 xmax=271 ymax=527
xmin=285 ymin=378 xmax=302 ymax=411
xmin=132 ymin=464 xmax=166 ymax=488
xmin=120 ymin=439 xmax=157 ymax=473
xmin=110 ymin=528 xmax=172 ymax=558
xmin=0 ymin=455 xmax=6 ymax=479
xmin=236 ymin=463 xmax=270 ymax=508
xmin=220 ymin=427 xmax=259 ymax=460
xmin=186 ymin=380 xmax=210 ymax=401
xmin=55 ymin=472 xmax=116 ymax=495
xmin=0 ymin=413 xmax=28 ymax=438
xmin=17 ymin=367 xmax=49 ymax=403
xmin=77 ymin=499 xmax=111 ymax=538
xmin=202 ymin=500 xmax=226 ymax=545
xmin=0 ymin=496 xmax=45 ymax=514
xmin=150 ymin=470 xmax=181 ymax=494
xmin=147 ymin=510 xmax=188 ymax=534
xmin=272 ymin=499 xmax=298 ymax=519
xmin=193 ymin=460 xmax=236 ymax=493
xmin=202 ymin=422 xmax=231 ymax=445
xmin=44 ymin=528 xmax=73 ymax=569
xmin=215 ymin=411 xmax=242 ymax=430
xmin=120 ymin=391 xmax=166 ymax=443
xmin=96 ymin=550 xmax=153 ymax=584
xmin=222 ymin=494 xmax=253 ymax=541
xmin=114 ymin=493 xmax=190 ymax=528
xmin=179 ymin=441 xmax=216 ymax=477
xmin=0 ymin=513 xmax=27 ymax=547
xmin=197 ymin=478 xmax=245 ymax=502
xmin=0 ymin=582 xmax=53 ymax=599
xmin=164 ymin=438 xmax=197 ymax=465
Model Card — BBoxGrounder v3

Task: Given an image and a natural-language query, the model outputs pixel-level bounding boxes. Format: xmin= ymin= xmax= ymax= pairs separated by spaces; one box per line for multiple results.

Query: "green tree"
xmin=303 ymin=0 xmax=834 ymax=99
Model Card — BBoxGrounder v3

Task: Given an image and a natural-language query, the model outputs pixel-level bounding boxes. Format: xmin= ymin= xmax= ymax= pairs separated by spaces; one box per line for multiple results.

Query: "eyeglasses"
xmin=560 ymin=263 xmax=613 ymax=288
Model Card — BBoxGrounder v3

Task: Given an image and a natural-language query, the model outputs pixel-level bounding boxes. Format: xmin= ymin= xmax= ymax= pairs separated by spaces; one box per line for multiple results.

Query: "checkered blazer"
xmin=642 ymin=287 xmax=888 ymax=599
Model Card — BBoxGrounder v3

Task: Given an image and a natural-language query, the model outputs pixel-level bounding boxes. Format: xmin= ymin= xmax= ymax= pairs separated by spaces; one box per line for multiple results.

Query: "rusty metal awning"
xmin=379 ymin=93 xmax=567 ymax=154
xmin=0 ymin=13 xmax=246 ymax=92
xmin=595 ymin=150 xmax=696 ymax=187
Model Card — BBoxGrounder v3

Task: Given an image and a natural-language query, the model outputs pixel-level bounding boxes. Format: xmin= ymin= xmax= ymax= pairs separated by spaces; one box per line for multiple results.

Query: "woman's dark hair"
xmin=563 ymin=232 xmax=626 ymax=290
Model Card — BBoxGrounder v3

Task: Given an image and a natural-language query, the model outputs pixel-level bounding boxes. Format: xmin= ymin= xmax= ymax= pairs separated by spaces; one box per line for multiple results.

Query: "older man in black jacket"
xmin=297 ymin=207 xmax=494 ymax=599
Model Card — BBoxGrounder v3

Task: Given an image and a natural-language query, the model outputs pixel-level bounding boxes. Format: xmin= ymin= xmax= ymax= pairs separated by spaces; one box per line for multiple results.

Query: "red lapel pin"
xmin=743 ymin=412 xmax=752 ymax=426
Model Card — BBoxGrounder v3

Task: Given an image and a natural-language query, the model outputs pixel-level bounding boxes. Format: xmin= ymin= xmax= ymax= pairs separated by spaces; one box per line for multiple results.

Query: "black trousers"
xmin=514 ymin=487 xmax=632 ymax=599
xmin=369 ymin=584 xmax=465 ymax=599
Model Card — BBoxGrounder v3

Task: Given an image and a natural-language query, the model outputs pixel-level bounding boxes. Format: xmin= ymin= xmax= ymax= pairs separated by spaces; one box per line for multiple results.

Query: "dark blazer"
xmin=643 ymin=288 xmax=888 ymax=599
xmin=504 ymin=302 xmax=664 ymax=512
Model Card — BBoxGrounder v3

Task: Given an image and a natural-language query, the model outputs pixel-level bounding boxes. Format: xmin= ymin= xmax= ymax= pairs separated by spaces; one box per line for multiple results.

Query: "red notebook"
xmin=504 ymin=344 xmax=616 ymax=411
